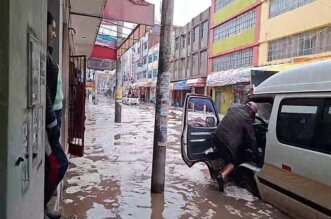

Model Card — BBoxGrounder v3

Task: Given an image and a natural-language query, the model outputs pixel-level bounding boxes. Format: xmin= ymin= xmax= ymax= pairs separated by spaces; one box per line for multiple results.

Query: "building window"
xmin=181 ymin=58 xmax=185 ymax=72
xmin=212 ymin=47 xmax=253 ymax=71
xmin=200 ymin=50 xmax=208 ymax=74
xmin=201 ymin=21 xmax=209 ymax=39
xmin=176 ymin=60 xmax=180 ymax=78
xmin=187 ymin=32 xmax=191 ymax=46
xmin=268 ymin=27 xmax=331 ymax=62
xmin=137 ymin=59 xmax=143 ymax=67
xmin=181 ymin=35 xmax=186 ymax=49
xmin=153 ymin=70 xmax=158 ymax=78
xmin=148 ymin=70 xmax=153 ymax=79
xmin=153 ymin=53 xmax=158 ymax=61
xmin=144 ymin=41 xmax=148 ymax=50
xmin=214 ymin=9 xmax=256 ymax=42
xmin=215 ymin=0 xmax=236 ymax=12
xmin=175 ymin=37 xmax=180 ymax=50
xmin=277 ymin=98 xmax=331 ymax=154
xmin=270 ymin=0 xmax=315 ymax=18
xmin=148 ymin=55 xmax=153 ymax=63
xmin=192 ymin=53 xmax=199 ymax=76
xmin=193 ymin=26 xmax=199 ymax=43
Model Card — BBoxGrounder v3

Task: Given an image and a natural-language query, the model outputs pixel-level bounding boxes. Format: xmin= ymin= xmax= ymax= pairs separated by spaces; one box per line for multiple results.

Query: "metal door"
xmin=215 ymin=91 xmax=222 ymax=113
xmin=68 ymin=56 xmax=86 ymax=157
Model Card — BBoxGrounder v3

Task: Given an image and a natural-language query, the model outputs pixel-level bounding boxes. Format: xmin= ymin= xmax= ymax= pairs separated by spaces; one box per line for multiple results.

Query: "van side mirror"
xmin=206 ymin=116 xmax=216 ymax=127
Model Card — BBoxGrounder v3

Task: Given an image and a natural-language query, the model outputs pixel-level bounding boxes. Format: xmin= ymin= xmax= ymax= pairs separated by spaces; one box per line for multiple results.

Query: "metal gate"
xmin=68 ymin=56 xmax=86 ymax=157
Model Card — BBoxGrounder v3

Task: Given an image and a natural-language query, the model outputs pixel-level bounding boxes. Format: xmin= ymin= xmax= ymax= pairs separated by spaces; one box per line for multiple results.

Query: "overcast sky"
xmin=146 ymin=0 xmax=211 ymax=26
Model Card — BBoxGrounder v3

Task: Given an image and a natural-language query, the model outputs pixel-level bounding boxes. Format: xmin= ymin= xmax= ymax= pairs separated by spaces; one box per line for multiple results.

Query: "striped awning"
xmin=186 ymin=78 xmax=206 ymax=87
xmin=207 ymin=67 xmax=249 ymax=87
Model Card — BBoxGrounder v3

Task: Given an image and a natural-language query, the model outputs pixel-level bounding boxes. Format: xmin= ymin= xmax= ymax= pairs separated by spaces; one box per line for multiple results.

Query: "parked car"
xmin=122 ymin=97 xmax=140 ymax=106
xmin=180 ymin=60 xmax=331 ymax=219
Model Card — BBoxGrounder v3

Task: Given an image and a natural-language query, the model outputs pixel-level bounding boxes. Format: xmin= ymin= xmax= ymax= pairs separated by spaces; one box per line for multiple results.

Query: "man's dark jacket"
xmin=46 ymin=46 xmax=59 ymax=129
xmin=215 ymin=104 xmax=257 ymax=161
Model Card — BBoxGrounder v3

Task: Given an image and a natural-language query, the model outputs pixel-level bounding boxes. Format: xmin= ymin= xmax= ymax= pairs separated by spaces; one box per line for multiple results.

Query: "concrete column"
xmin=0 ymin=1 xmax=10 ymax=218
xmin=2 ymin=0 xmax=47 ymax=218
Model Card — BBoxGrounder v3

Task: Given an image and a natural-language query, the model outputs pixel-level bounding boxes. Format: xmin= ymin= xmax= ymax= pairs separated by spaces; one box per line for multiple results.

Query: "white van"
xmin=180 ymin=60 xmax=331 ymax=219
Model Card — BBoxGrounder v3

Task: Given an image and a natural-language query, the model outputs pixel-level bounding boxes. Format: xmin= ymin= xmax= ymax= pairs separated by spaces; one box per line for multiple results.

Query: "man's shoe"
xmin=216 ymin=175 xmax=225 ymax=192
xmin=45 ymin=207 xmax=61 ymax=219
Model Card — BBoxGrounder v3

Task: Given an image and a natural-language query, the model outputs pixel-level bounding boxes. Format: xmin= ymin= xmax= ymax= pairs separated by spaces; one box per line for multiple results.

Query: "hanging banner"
xmin=90 ymin=45 xmax=117 ymax=60
xmin=103 ymin=0 xmax=155 ymax=26
xmin=173 ymin=80 xmax=192 ymax=91
xmin=95 ymin=34 xmax=118 ymax=49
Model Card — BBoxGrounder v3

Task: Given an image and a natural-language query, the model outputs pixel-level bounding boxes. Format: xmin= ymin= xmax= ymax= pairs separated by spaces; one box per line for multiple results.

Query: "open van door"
xmin=181 ymin=94 xmax=222 ymax=171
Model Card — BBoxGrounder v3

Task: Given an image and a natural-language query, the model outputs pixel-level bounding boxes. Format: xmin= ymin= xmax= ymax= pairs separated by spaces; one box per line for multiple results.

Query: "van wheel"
xmin=236 ymin=169 xmax=260 ymax=198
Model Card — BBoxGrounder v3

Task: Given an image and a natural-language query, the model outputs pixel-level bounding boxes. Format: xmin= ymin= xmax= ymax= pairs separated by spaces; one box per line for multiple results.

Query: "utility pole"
xmin=115 ymin=23 xmax=123 ymax=123
xmin=151 ymin=0 xmax=174 ymax=193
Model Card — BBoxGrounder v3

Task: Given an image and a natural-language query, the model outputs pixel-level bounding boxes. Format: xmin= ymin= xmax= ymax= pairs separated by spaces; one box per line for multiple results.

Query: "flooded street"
xmin=62 ymin=97 xmax=289 ymax=219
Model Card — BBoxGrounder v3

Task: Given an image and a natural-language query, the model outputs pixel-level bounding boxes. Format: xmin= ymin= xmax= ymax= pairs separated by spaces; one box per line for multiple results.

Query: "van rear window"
xmin=277 ymin=98 xmax=331 ymax=154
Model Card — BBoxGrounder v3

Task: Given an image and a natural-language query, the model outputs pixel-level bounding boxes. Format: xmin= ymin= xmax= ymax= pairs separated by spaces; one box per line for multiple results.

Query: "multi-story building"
xmin=147 ymin=43 xmax=160 ymax=101
xmin=121 ymin=25 xmax=161 ymax=101
xmin=208 ymin=0 xmax=262 ymax=114
xmin=135 ymin=33 xmax=149 ymax=90
xmin=122 ymin=49 xmax=134 ymax=89
xmin=259 ymin=0 xmax=331 ymax=66
xmin=170 ymin=8 xmax=210 ymax=107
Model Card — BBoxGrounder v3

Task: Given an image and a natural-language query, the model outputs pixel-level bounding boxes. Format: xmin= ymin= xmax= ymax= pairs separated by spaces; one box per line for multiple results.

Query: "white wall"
xmin=5 ymin=0 xmax=47 ymax=218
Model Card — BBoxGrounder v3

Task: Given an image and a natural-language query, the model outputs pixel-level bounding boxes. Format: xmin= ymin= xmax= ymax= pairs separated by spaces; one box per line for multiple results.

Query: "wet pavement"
xmin=62 ymin=97 xmax=290 ymax=219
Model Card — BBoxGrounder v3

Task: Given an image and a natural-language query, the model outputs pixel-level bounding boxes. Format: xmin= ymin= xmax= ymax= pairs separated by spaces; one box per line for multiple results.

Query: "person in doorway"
xmin=44 ymin=12 xmax=69 ymax=219
xmin=215 ymin=102 xmax=258 ymax=192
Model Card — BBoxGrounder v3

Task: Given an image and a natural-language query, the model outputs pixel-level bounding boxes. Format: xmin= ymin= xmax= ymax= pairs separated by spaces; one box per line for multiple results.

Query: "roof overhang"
xmin=69 ymin=0 xmax=107 ymax=57
xmin=117 ymin=24 xmax=152 ymax=58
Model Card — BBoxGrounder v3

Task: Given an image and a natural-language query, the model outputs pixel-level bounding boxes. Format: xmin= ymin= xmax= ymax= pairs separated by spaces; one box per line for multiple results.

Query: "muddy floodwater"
xmin=62 ymin=97 xmax=289 ymax=219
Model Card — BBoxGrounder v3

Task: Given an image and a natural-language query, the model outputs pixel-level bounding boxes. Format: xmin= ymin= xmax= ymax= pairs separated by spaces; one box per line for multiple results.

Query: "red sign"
xmin=91 ymin=45 xmax=117 ymax=60
xmin=103 ymin=0 xmax=155 ymax=26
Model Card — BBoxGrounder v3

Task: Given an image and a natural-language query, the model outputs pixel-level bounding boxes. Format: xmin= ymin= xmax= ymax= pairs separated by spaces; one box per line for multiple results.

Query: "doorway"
xmin=215 ymin=91 xmax=222 ymax=113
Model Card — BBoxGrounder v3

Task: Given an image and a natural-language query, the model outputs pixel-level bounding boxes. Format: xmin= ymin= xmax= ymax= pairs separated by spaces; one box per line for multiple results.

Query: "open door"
xmin=181 ymin=94 xmax=221 ymax=169
xmin=68 ymin=56 xmax=86 ymax=157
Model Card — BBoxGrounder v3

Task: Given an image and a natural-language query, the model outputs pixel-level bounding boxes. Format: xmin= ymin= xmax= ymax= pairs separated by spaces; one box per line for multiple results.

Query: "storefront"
xmin=171 ymin=80 xmax=192 ymax=107
xmin=207 ymin=66 xmax=284 ymax=113
xmin=186 ymin=78 xmax=207 ymax=95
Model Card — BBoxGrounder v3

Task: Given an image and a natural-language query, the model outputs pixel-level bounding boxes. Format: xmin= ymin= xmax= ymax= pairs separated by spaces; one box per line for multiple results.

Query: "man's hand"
xmin=47 ymin=124 xmax=60 ymax=144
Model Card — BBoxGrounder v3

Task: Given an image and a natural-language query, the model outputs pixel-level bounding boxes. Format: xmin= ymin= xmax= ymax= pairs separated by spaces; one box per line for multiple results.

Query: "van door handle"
xmin=32 ymin=152 xmax=38 ymax=159
xmin=15 ymin=157 xmax=24 ymax=166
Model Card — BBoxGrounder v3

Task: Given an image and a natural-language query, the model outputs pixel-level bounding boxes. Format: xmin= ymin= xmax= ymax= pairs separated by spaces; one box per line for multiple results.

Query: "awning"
xmin=135 ymin=81 xmax=151 ymax=87
xmin=207 ymin=65 xmax=286 ymax=87
xmin=207 ymin=67 xmax=250 ymax=87
xmin=264 ymin=63 xmax=303 ymax=72
xmin=70 ymin=0 xmax=107 ymax=57
xmin=104 ymin=0 xmax=155 ymax=26
xmin=186 ymin=78 xmax=206 ymax=87
xmin=173 ymin=80 xmax=192 ymax=91
xmin=147 ymin=78 xmax=158 ymax=88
